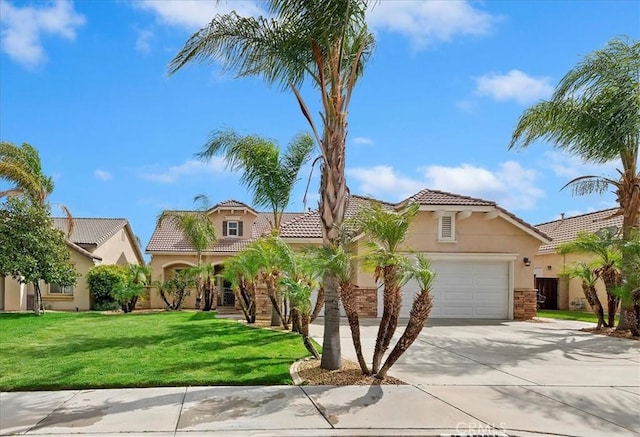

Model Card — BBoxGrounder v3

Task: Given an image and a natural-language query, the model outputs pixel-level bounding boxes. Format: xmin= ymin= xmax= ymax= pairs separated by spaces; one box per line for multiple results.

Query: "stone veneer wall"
xmin=514 ymin=288 xmax=537 ymax=320
xmin=355 ymin=288 xmax=378 ymax=318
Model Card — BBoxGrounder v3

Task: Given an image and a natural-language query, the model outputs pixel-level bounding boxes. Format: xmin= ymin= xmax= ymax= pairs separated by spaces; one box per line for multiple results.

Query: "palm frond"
xmin=562 ymin=175 xmax=617 ymax=196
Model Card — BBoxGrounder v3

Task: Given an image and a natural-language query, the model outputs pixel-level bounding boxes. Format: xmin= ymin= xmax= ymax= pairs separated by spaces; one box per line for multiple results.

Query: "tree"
xmin=565 ymin=261 xmax=608 ymax=329
xmin=155 ymin=270 xmax=194 ymax=311
xmin=376 ymin=254 xmax=434 ymax=379
xmin=0 ymin=142 xmax=73 ymax=237
xmin=558 ymin=230 xmax=622 ymax=326
xmin=508 ymin=37 xmax=639 ymax=328
xmin=355 ymin=202 xmax=421 ymax=377
xmin=198 ymin=130 xmax=314 ymax=231
xmin=223 ymin=251 xmax=261 ymax=324
xmin=0 ymin=197 xmax=78 ymax=315
xmin=159 ymin=195 xmax=216 ymax=309
xmin=614 ymin=231 xmax=640 ymax=336
xmin=113 ymin=264 xmax=152 ymax=313
xmin=307 ymin=243 xmax=368 ymax=374
xmin=169 ymin=0 xmax=375 ymax=370
xmin=86 ymin=264 xmax=129 ymax=310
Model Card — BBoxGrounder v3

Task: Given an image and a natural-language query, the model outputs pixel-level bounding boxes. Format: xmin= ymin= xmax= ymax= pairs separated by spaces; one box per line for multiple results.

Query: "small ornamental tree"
xmin=0 ymin=197 xmax=78 ymax=315
xmin=86 ymin=265 xmax=129 ymax=310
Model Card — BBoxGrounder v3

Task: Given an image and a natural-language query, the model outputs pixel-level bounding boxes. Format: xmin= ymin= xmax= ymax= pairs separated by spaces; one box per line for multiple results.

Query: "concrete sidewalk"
xmin=1 ymin=318 xmax=639 ymax=436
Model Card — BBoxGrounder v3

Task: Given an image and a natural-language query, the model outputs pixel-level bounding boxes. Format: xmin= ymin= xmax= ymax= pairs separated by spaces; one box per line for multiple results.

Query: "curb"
xmin=290 ymin=357 xmax=315 ymax=385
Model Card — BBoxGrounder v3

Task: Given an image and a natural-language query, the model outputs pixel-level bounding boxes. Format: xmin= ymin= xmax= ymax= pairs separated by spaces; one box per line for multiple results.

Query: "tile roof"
xmin=66 ymin=241 xmax=102 ymax=261
xmin=535 ymin=208 xmax=622 ymax=254
xmin=279 ymin=195 xmax=393 ymax=238
xmin=146 ymin=211 xmax=307 ymax=252
xmin=53 ymin=218 xmax=129 ymax=246
xmin=401 ymin=188 xmax=495 ymax=207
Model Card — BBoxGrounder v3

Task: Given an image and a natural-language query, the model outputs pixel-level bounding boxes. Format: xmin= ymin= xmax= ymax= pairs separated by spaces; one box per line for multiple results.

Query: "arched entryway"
xmin=214 ymin=264 xmax=235 ymax=307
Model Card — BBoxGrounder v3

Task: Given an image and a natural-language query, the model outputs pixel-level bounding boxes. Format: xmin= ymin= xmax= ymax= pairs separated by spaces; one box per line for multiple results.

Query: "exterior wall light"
xmin=523 ymin=257 xmax=532 ymax=267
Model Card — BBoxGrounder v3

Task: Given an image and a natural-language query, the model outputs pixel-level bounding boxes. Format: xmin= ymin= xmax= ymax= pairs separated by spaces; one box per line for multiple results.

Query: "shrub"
xmin=86 ymin=265 xmax=129 ymax=309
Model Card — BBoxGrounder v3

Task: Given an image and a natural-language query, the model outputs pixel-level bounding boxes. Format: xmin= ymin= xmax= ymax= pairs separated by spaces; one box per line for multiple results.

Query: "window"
xmin=49 ymin=284 xmax=74 ymax=295
xmin=223 ymin=220 xmax=243 ymax=237
xmin=438 ymin=213 xmax=456 ymax=242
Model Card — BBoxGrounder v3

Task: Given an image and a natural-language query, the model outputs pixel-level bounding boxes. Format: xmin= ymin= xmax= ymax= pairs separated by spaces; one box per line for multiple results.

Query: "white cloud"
xmin=348 ymin=161 xmax=545 ymax=211
xmin=139 ymin=157 xmax=227 ymax=183
xmin=134 ymin=0 xmax=265 ymax=31
xmin=422 ymin=161 xmax=545 ymax=210
xmin=542 ymin=150 xmax=618 ymax=179
xmin=0 ymin=0 xmax=85 ymax=67
xmin=475 ymin=70 xmax=553 ymax=105
xmin=347 ymin=165 xmax=425 ymax=200
xmin=352 ymin=136 xmax=374 ymax=146
xmin=135 ymin=27 xmax=153 ymax=53
xmin=367 ymin=0 xmax=499 ymax=48
xmin=94 ymin=169 xmax=112 ymax=181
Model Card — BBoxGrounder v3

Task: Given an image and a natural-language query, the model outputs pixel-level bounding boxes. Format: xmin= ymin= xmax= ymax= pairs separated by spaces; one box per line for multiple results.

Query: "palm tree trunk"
xmin=617 ymin=173 xmax=639 ymax=330
xmin=310 ymin=285 xmax=325 ymax=323
xmin=606 ymin=292 xmax=619 ymax=327
xmin=372 ymin=265 xmax=400 ymax=374
xmin=320 ymin=274 xmax=342 ymax=370
xmin=300 ymin=313 xmax=320 ymax=359
xmin=376 ymin=291 xmax=433 ymax=380
xmin=266 ymin=283 xmax=288 ymax=329
xmin=340 ymin=283 xmax=369 ymax=374
xmin=582 ymin=283 xmax=607 ymax=328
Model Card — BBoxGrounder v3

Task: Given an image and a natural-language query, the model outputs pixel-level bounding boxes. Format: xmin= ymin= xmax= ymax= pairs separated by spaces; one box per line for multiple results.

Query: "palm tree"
xmin=355 ymin=202 xmax=419 ymax=375
xmin=565 ymin=261 xmax=608 ymax=329
xmin=223 ymin=249 xmax=261 ymax=324
xmin=0 ymin=142 xmax=53 ymax=204
xmin=168 ymin=0 xmax=375 ymax=370
xmin=199 ymin=130 xmax=313 ymax=324
xmin=159 ymin=195 xmax=217 ymax=309
xmin=308 ymin=243 xmax=369 ymax=374
xmin=0 ymin=141 xmax=73 ymax=236
xmin=615 ymin=230 xmax=640 ymax=336
xmin=558 ymin=230 xmax=622 ymax=327
xmin=508 ymin=37 xmax=639 ymax=328
xmin=198 ymin=130 xmax=314 ymax=231
xmin=376 ymin=255 xmax=434 ymax=379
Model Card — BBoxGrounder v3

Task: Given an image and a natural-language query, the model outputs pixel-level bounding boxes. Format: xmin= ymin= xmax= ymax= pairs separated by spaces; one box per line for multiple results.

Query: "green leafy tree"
xmin=86 ymin=265 xmax=129 ymax=310
xmin=0 ymin=197 xmax=78 ymax=315
xmin=557 ymin=230 xmax=622 ymax=326
xmin=113 ymin=264 xmax=152 ymax=313
xmin=169 ymin=0 xmax=375 ymax=370
xmin=159 ymin=195 xmax=216 ymax=309
xmin=508 ymin=37 xmax=639 ymax=329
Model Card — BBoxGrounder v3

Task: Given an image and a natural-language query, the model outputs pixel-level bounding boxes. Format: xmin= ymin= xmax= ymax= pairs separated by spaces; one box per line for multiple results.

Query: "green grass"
xmin=537 ymin=309 xmax=619 ymax=324
xmin=0 ymin=311 xmax=314 ymax=391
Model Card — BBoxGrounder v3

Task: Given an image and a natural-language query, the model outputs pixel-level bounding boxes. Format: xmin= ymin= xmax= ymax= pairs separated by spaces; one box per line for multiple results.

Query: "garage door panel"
xmin=400 ymin=259 xmax=510 ymax=319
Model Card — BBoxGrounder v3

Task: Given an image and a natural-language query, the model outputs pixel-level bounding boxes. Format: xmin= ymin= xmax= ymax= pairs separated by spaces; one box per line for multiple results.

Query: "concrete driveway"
xmin=309 ymin=317 xmax=640 ymax=435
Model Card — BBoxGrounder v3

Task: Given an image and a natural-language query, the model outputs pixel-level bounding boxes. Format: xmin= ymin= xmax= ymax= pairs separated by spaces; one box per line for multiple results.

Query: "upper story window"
xmin=49 ymin=283 xmax=74 ymax=295
xmin=438 ymin=213 xmax=456 ymax=242
xmin=223 ymin=220 xmax=243 ymax=237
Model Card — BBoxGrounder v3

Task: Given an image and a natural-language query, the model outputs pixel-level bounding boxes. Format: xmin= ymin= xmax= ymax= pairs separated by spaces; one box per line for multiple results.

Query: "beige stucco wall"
xmin=40 ymin=249 xmax=97 ymax=311
xmin=93 ymin=229 xmax=143 ymax=266
xmin=2 ymin=276 xmax=27 ymax=311
xmin=148 ymin=253 xmax=230 ymax=309
xmin=207 ymin=208 xmax=257 ymax=239
xmin=534 ymin=252 xmax=608 ymax=311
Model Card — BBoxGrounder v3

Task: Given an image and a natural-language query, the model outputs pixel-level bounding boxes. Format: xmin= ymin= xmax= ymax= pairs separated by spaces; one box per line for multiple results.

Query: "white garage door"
xmin=400 ymin=259 xmax=510 ymax=319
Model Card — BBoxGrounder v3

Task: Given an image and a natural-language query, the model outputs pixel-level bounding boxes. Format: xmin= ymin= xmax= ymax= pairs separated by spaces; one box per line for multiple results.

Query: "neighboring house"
xmin=534 ymin=209 xmax=622 ymax=311
xmin=0 ymin=218 xmax=145 ymax=311
xmin=147 ymin=190 xmax=550 ymax=320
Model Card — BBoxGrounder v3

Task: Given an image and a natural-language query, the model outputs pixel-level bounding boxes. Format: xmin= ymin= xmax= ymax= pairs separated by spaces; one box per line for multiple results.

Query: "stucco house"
xmin=147 ymin=189 xmax=550 ymax=320
xmin=0 ymin=218 xmax=145 ymax=311
xmin=534 ymin=209 xmax=621 ymax=311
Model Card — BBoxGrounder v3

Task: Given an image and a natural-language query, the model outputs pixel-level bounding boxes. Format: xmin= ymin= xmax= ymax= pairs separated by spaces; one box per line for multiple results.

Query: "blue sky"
xmin=1 ymin=0 xmax=638 ymax=258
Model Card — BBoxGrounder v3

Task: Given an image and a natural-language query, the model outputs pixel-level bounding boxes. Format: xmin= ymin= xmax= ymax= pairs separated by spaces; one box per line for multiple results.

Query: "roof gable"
xmin=400 ymin=188 xmax=495 ymax=208
xmin=207 ymin=199 xmax=258 ymax=216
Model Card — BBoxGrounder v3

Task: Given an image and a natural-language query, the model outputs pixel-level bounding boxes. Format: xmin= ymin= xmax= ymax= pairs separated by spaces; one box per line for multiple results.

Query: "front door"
xmin=535 ymin=277 xmax=558 ymax=310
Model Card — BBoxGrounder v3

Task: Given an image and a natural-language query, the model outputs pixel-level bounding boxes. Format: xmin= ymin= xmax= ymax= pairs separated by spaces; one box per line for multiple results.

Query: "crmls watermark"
xmin=440 ymin=421 xmax=509 ymax=437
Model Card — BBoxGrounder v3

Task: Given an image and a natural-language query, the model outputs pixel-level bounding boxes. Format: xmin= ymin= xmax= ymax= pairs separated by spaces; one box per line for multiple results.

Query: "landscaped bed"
xmin=0 ymin=311 xmax=313 ymax=391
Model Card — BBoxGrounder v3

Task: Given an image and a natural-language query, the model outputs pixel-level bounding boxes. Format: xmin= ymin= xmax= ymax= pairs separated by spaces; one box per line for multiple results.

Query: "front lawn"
xmin=537 ymin=309 xmax=620 ymax=324
xmin=0 ymin=311 xmax=313 ymax=391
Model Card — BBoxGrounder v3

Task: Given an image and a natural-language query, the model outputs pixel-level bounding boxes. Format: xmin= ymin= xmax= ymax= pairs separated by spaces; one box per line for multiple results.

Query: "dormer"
xmin=207 ymin=200 xmax=259 ymax=240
